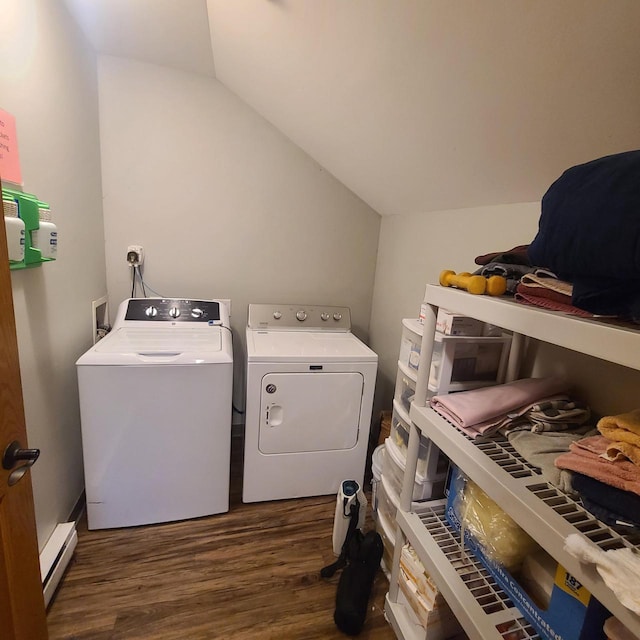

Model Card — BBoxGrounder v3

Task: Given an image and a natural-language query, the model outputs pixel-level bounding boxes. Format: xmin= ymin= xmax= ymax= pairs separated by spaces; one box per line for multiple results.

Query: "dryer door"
xmin=258 ymin=372 xmax=363 ymax=454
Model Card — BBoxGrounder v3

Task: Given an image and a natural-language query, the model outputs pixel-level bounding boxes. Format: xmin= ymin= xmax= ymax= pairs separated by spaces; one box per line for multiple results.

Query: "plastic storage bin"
xmin=398 ymin=318 xmax=423 ymax=372
xmin=390 ymin=401 xmax=448 ymax=480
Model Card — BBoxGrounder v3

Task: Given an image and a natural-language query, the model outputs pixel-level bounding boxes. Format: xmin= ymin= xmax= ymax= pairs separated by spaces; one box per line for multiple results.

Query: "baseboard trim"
xmin=40 ymin=522 xmax=77 ymax=607
xmin=40 ymin=492 xmax=85 ymax=607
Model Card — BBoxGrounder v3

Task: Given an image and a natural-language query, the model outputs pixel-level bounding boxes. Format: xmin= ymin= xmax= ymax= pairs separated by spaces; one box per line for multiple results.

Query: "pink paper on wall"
xmin=0 ymin=108 xmax=22 ymax=186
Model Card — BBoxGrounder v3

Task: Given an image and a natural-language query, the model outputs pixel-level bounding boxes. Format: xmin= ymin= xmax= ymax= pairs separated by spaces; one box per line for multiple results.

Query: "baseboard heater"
xmin=39 ymin=522 xmax=78 ymax=607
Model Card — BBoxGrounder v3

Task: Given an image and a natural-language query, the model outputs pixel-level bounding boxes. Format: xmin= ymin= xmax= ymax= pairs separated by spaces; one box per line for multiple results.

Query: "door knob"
xmin=3 ymin=440 xmax=40 ymax=486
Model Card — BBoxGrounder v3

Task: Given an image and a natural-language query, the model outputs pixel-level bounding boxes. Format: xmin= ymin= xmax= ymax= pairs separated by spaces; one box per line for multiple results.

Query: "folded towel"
xmin=598 ymin=410 xmax=640 ymax=465
xmin=501 ymin=397 xmax=591 ymax=436
xmin=506 ymin=425 xmax=596 ymax=495
xmin=555 ymin=436 xmax=640 ymax=496
xmin=516 ymin=282 xmax=572 ymax=306
xmin=430 ymin=376 xmax=569 ymax=436
xmin=564 ymin=533 xmax=640 ymax=615
xmin=514 ymin=291 xmax=595 ymax=318
xmin=520 ymin=271 xmax=573 ymax=297
xmin=571 ymin=472 xmax=640 ymax=528
xmin=602 ymin=440 xmax=640 ymax=467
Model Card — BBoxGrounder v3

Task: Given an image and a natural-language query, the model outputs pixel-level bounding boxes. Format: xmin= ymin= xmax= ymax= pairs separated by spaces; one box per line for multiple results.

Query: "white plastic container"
xmin=32 ymin=204 xmax=57 ymax=259
xmin=3 ymin=196 xmax=25 ymax=263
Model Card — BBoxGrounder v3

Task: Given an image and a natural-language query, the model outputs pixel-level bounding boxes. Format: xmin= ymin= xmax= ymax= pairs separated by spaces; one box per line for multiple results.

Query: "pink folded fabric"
xmin=554 ymin=435 xmax=640 ymax=496
xmin=514 ymin=292 xmax=595 ymax=318
xmin=429 ymin=376 xmax=569 ymax=435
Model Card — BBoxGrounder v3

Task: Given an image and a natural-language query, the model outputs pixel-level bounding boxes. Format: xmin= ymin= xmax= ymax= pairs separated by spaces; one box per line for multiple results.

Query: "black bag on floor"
xmin=321 ymin=500 xmax=384 ymax=636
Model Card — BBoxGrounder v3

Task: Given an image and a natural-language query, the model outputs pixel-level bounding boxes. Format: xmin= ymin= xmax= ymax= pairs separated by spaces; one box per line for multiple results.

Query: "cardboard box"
xmin=436 ymin=309 xmax=484 ymax=336
xmin=445 ymin=467 xmax=610 ymax=640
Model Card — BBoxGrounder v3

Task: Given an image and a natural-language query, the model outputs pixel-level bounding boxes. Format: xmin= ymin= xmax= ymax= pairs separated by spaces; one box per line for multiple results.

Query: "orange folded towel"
xmin=597 ymin=409 xmax=640 ymax=466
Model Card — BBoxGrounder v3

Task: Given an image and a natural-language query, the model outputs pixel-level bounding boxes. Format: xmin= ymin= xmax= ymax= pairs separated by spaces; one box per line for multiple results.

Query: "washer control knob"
xmin=191 ymin=308 xmax=204 ymax=318
xmin=273 ymin=311 xmax=282 ymax=320
xmin=145 ymin=306 xmax=158 ymax=318
xmin=320 ymin=313 xmax=330 ymax=321
xmin=296 ymin=310 xmax=307 ymax=322
xmin=169 ymin=307 xmax=181 ymax=318
xmin=333 ymin=312 xmax=343 ymax=321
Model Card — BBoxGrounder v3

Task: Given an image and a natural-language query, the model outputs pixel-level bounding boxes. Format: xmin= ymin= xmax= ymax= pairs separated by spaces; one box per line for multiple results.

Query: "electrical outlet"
xmin=126 ymin=245 xmax=144 ymax=267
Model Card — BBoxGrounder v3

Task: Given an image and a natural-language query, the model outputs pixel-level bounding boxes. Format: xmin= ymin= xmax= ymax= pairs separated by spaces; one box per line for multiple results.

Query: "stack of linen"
xmin=429 ymin=376 xmax=597 ymax=496
xmin=555 ymin=410 xmax=640 ymax=528
xmin=429 ymin=376 xmax=590 ymax=439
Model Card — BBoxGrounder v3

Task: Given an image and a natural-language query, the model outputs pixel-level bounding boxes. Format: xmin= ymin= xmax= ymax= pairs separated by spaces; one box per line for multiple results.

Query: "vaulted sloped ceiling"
xmin=63 ymin=0 xmax=640 ymax=217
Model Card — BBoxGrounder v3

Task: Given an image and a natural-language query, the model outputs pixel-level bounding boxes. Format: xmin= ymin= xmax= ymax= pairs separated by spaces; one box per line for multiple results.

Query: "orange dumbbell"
xmin=439 ymin=270 xmax=507 ymax=296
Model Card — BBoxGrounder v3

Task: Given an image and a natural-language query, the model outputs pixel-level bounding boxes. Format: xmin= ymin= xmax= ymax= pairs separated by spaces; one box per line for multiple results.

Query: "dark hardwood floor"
xmin=46 ymin=435 xmax=395 ymax=639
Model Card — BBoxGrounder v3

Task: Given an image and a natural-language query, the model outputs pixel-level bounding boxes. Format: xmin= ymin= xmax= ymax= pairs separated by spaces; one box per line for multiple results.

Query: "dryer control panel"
xmin=248 ymin=304 xmax=351 ymax=331
xmin=124 ymin=299 xmax=221 ymax=323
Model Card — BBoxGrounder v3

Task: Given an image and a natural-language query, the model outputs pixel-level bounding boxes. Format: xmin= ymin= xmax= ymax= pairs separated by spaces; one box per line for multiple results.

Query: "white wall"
xmin=0 ymin=0 xmax=106 ymax=548
xmin=97 ymin=56 xmax=381 ymax=414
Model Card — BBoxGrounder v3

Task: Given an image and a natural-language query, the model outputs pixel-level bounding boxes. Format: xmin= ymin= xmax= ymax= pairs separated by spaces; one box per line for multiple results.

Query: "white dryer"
xmin=243 ymin=304 xmax=378 ymax=503
xmin=76 ymin=298 xmax=233 ymax=529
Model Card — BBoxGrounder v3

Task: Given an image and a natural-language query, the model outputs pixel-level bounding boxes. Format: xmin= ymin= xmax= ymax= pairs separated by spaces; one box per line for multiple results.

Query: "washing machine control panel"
xmin=248 ymin=304 xmax=351 ymax=331
xmin=125 ymin=299 xmax=221 ymax=323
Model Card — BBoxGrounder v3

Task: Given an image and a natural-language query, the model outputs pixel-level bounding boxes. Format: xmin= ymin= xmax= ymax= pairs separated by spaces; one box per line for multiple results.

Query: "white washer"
xmin=76 ymin=298 xmax=233 ymax=530
xmin=243 ymin=303 xmax=378 ymax=503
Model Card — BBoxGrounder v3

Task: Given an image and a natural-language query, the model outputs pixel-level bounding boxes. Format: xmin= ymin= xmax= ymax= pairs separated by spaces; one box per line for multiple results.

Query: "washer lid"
xmin=246 ymin=329 xmax=377 ymax=362
xmin=77 ymin=326 xmax=232 ymax=366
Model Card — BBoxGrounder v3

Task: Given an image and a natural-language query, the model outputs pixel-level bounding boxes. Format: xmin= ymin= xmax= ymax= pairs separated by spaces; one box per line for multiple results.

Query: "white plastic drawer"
xmin=394 ymin=362 xmax=417 ymax=415
xmin=398 ymin=318 xmax=423 ymax=372
xmin=383 ymin=438 xmax=447 ymax=502
xmin=390 ymin=401 xmax=447 ymax=481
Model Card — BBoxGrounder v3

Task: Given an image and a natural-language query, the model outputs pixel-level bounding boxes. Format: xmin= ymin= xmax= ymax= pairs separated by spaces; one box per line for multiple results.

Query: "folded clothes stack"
xmin=514 ymin=270 xmax=595 ymax=318
xmin=555 ymin=410 xmax=640 ymax=528
xmin=429 ymin=376 xmax=582 ymax=438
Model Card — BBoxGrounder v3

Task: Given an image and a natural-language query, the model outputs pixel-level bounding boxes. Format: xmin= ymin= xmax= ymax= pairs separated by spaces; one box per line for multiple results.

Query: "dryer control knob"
xmin=191 ymin=308 xmax=204 ymax=318
xmin=145 ymin=306 xmax=158 ymax=318
xmin=296 ymin=310 xmax=307 ymax=322
xmin=320 ymin=313 xmax=330 ymax=321
xmin=273 ymin=311 xmax=282 ymax=320
xmin=333 ymin=313 xmax=342 ymax=321
xmin=169 ymin=307 xmax=181 ymax=318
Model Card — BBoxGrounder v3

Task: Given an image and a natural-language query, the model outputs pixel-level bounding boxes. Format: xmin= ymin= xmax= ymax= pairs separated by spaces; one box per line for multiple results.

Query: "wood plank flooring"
xmin=46 ymin=436 xmax=395 ymax=639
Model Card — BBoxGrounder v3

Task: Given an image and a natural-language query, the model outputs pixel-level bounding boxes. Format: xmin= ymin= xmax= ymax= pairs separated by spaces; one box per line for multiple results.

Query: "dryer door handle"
xmin=266 ymin=404 xmax=283 ymax=427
